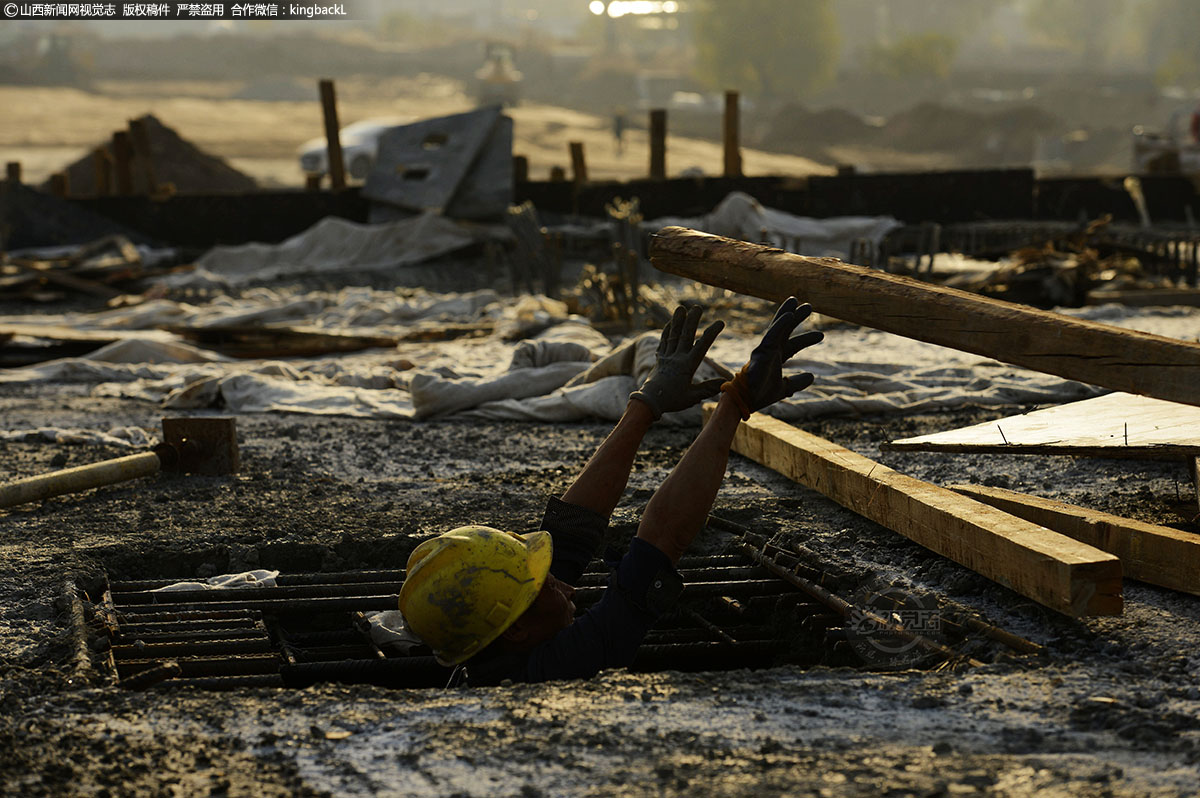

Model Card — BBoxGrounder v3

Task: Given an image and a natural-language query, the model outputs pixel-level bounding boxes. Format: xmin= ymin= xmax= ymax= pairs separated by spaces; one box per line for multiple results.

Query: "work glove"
xmin=721 ymin=296 xmax=823 ymax=419
xmin=630 ymin=304 xmax=726 ymax=420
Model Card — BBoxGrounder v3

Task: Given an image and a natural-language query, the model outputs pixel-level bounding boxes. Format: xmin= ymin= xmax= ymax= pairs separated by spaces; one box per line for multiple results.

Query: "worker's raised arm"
xmin=637 ymin=297 xmax=823 ymax=563
xmin=560 ymin=305 xmax=724 ymax=520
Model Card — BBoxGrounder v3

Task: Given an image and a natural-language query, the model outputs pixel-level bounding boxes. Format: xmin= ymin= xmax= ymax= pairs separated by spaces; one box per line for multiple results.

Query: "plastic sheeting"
xmin=2 ymin=287 xmax=1198 ymax=427
xmin=648 ymin=192 xmax=902 ymax=260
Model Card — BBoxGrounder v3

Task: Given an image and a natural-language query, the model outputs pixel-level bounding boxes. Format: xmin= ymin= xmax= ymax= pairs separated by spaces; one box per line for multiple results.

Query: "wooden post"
xmin=723 ymin=90 xmax=742 ymax=178
xmin=549 ymin=165 xmax=567 ymax=182
xmin=512 ymin=154 xmax=529 ymax=183
xmin=649 ymin=108 xmax=667 ymax=180
xmin=569 ymin=141 xmax=588 ymax=184
xmin=318 ymin=78 xmax=346 ymax=191
xmin=652 ymin=227 xmax=1200 ymax=409
xmin=92 ymin=147 xmax=113 ymax=196
xmin=304 ymin=174 xmax=323 ymax=192
xmin=709 ymin=409 xmax=1123 ymax=617
xmin=4 ymin=162 xmax=19 ymax=184
xmin=950 ymin=484 xmax=1200 ymax=596
xmin=48 ymin=172 xmax=69 ymax=198
xmin=127 ymin=117 xmax=158 ymax=195
xmin=111 ymin=131 xmax=135 ymax=196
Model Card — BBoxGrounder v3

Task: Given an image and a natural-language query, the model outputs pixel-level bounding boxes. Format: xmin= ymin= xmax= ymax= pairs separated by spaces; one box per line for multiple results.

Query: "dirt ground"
xmin=0 ymin=267 xmax=1199 ymax=796
xmin=0 ymin=77 xmax=830 ymax=189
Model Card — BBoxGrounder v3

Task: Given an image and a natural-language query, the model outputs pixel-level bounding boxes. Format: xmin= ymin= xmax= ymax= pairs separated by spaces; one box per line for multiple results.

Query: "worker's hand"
xmin=630 ymin=305 xmax=725 ymax=420
xmin=722 ymin=297 xmax=823 ymax=418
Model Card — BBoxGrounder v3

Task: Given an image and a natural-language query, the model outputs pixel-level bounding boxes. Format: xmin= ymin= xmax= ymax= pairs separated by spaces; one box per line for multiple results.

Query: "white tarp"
xmin=2 ymin=287 xmax=1197 ymax=427
xmin=649 ymin=192 xmax=902 ymax=260
xmin=162 ymin=213 xmax=507 ymax=290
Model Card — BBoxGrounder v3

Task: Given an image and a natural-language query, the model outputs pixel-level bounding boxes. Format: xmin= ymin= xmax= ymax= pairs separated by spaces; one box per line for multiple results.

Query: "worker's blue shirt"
xmin=465 ymin=496 xmax=683 ymax=685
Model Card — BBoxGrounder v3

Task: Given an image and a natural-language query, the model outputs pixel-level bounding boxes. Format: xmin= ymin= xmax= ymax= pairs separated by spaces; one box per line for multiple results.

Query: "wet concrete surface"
xmin=1 ymin=380 xmax=1198 ymax=796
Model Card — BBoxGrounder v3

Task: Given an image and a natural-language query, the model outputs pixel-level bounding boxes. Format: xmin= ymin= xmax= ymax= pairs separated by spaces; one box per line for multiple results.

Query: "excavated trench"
xmin=75 ymin=516 xmax=1043 ymax=694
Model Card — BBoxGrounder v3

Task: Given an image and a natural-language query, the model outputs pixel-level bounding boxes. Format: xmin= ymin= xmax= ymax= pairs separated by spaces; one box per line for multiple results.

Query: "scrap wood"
xmin=8 ymin=260 xmax=122 ymax=299
xmin=886 ymin=392 xmax=1200 ymax=460
xmin=949 ymin=484 xmax=1200 ymax=596
xmin=652 ymin=227 xmax=1200 ymax=409
xmin=706 ymin=407 xmax=1123 ymax=617
xmin=166 ymin=325 xmax=400 ymax=359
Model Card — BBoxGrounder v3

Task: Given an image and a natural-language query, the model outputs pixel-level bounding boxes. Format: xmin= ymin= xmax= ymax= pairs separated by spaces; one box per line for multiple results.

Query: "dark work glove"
xmin=630 ymin=305 xmax=725 ymax=420
xmin=721 ymin=296 xmax=823 ymax=419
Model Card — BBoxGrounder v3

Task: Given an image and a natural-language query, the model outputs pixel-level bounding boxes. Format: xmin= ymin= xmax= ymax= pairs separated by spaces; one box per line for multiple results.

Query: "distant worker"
xmin=613 ymin=108 xmax=627 ymax=156
xmin=399 ymin=298 xmax=823 ymax=684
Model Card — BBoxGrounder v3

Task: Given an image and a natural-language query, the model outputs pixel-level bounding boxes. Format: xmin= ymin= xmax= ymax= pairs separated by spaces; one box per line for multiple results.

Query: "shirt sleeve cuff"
xmin=616 ymin=537 xmax=684 ymax=617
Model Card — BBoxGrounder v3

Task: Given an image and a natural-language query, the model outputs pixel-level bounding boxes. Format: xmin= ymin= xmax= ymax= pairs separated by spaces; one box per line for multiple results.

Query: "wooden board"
xmin=651 ymin=227 xmax=1200 ymax=408
xmin=709 ymin=408 xmax=1123 ymax=617
xmin=949 ymin=484 xmax=1200 ymax=596
xmin=886 ymin=392 xmax=1200 ymax=459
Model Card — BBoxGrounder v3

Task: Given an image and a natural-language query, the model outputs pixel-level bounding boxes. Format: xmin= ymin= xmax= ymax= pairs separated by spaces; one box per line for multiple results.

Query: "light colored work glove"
xmin=630 ymin=304 xmax=725 ymax=420
xmin=720 ymin=296 xmax=824 ymax=419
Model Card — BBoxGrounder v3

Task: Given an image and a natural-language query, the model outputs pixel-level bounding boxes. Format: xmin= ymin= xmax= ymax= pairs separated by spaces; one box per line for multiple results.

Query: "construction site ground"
xmin=1 ymin=282 xmax=1199 ymax=797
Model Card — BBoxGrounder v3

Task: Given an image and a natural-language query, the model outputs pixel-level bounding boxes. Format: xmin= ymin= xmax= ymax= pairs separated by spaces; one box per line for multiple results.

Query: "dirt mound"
xmin=883 ymin=102 xmax=1062 ymax=155
xmin=48 ymin=114 xmax=257 ymax=196
xmin=756 ymin=104 xmax=876 ymax=153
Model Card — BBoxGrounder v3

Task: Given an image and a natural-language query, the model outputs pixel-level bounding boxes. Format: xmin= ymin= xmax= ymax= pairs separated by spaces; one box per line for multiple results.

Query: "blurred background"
xmin=3 ymin=0 xmax=1200 ymax=187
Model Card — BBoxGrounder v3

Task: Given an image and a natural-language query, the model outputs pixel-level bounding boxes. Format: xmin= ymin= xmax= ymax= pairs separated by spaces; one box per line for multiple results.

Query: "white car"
xmin=298 ymin=117 xmax=411 ymax=181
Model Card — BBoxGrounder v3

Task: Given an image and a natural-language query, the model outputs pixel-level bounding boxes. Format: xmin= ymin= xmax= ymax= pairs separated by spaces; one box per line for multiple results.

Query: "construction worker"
xmin=399 ymin=298 xmax=823 ymax=684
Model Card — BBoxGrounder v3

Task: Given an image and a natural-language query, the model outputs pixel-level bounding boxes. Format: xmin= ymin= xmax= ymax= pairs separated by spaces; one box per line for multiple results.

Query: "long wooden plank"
xmin=709 ymin=408 xmax=1122 ymax=616
xmin=886 ymin=392 xmax=1200 ymax=460
xmin=949 ymin=484 xmax=1200 ymax=596
xmin=652 ymin=227 xmax=1200 ymax=408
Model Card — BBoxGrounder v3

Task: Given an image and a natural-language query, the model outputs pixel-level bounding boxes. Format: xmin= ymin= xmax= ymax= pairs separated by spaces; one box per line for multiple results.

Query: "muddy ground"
xmin=1 ymin=279 xmax=1199 ymax=796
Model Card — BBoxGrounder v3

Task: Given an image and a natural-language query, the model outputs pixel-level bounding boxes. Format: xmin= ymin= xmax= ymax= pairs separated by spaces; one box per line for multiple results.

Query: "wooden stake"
xmin=950 ymin=483 xmax=1200 ymax=596
xmin=4 ymin=161 xmax=20 ymax=184
xmin=304 ymin=173 xmax=322 ymax=192
xmin=318 ymin=78 xmax=346 ymax=191
xmin=110 ymin=131 xmax=135 ymax=196
xmin=92 ymin=147 xmax=113 ymax=196
xmin=48 ymin=172 xmax=69 ymax=198
xmin=708 ymin=409 xmax=1123 ymax=617
xmin=512 ymin=154 xmax=529 ymax=183
xmin=549 ymin=165 xmax=567 ymax=182
xmin=569 ymin=141 xmax=588 ymax=185
xmin=653 ymin=227 xmax=1200 ymax=408
xmin=649 ymin=108 xmax=667 ymax=180
xmin=127 ymin=117 xmax=158 ymax=195
xmin=723 ymin=90 xmax=742 ymax=178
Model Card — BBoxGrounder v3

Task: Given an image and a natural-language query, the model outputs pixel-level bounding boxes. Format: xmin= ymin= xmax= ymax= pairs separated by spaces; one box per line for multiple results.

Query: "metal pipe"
xmin=112 ymin=638 xmax=275 ymax=660
xmin=0 ymin=452 xmax=161 ymax=509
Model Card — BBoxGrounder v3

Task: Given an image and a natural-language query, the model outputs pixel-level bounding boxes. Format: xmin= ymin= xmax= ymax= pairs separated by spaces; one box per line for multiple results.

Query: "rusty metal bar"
xmin=117 ymin=653 xmax=280 ymax=678
xmin=112 ymin=638 xmax=275 ymax=660
xmin=738 ymin=541 xmax=981 ymax=669
xmin=111 ymin=581 xmax=404 ymax=605
xmin=161 ymin=675 xmax=284 ymax=690
xmin=114 ymin=628 xmax=268 ymax=644
xmin=118 ymin=608 xmax=260 ymax=623
xmin=281 ymin=657 xmax=451 ymax=689
xmin=116 ymin=595 xmax=400 ymax=616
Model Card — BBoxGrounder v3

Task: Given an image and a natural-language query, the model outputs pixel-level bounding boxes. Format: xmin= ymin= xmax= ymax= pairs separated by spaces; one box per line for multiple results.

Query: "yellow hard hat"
xmin=398 ymin=525 xmax=553 ymax=665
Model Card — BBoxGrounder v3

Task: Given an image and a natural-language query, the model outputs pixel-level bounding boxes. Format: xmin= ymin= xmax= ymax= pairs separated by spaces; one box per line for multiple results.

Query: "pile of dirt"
xmin=758 ymin=100 xmax=1065 ymax=167
xmin=48 ymin=114 xmax=257 ymax=196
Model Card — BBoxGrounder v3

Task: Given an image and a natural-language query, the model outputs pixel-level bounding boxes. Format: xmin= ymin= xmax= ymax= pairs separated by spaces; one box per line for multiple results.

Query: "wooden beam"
xmin=127 ymin=118 xmax=159 ymax=195
xmin=5 ymin=161 xmax=21 ymax=184
xmin=92 ymin=147 xmax=113 ymax=196
xmin=949 ymin=484 xmax=1200 ymax=596
xmin=318 ymin=78 xmax=346 ymax=191
xmin=723 ymin=90 xmax=742 ymax=178
xmin=649 ymin=108 xmax=667 ymax=180
xmin=887 ymin=392 xmax=1200 ymax=460
xmin=110 ymin=131 xmax=135 ymax=196
xmin=709 ymin=408 xmax=1123 ymax=616
xmin=653 ymin=227 xmax=1200 ymax=408
xmin=569 ymin=141 xmax=588 ymax=185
